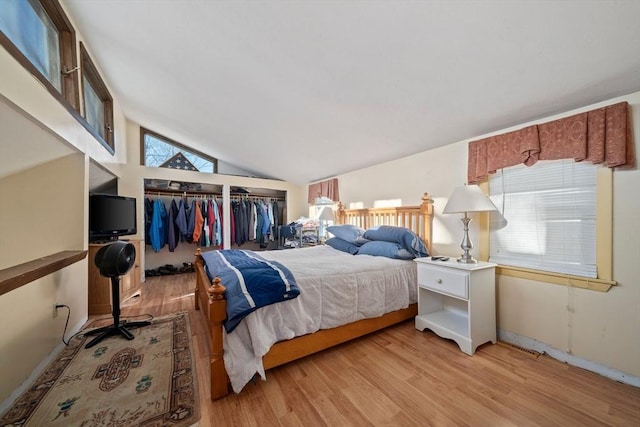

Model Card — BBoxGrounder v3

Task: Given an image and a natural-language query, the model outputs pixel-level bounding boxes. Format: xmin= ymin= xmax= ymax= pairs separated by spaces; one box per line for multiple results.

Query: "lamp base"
xmin=457 ymin=215 xmax=478 ymax=264
xmin=457 ymin=253 xmax=478 ymax=264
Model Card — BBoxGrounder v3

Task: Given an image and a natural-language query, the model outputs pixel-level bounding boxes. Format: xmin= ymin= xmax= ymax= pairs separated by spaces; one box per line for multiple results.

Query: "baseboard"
xmin=498 ymin=329 xmax=640 ymax=388
xmin=0 ymin=314 xmax=88 ymax=414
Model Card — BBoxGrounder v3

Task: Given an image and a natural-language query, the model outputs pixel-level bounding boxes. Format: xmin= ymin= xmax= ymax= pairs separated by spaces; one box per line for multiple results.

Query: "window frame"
xmin=0 ymin=0 xmax=80 ymax=110
xmin=478 ymin=167 xmax=615 ymax=292
xmin=80 ymin=42 xmax=114 ymax=152
xmin=140 ymin=127 xmax=218 ymax=173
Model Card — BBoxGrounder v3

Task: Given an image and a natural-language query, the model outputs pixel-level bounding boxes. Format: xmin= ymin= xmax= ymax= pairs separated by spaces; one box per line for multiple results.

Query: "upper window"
xmin=0 ymin=0 xmax=79 ymax=110
xmin=488 ymin=159 xmax=597 ymax=278
xmin=80 ymin=43 xmax=113 ymax=151
xmin=141 ymin=128 xmax=217 ymax=173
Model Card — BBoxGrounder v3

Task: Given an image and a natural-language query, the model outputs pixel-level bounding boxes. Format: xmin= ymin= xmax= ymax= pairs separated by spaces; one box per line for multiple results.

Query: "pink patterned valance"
xmin=468 ymin=101 xmax=634 ymax=183
xmin=307 ymin=178 xmax=340 ymax=204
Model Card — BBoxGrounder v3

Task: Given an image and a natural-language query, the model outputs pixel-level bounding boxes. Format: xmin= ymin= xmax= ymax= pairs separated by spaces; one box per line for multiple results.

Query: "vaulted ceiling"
xmin=63 ymin=0 xmax=640 ymax=185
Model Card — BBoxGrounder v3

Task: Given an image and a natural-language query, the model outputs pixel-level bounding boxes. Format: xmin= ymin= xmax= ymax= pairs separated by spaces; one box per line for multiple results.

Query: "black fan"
xmin=85 ymin=241 xmax=150 ymax=349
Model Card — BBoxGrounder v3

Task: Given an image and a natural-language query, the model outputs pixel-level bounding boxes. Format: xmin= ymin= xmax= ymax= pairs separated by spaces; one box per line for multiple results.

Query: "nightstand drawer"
xmin=418 ymin=265 xmax=469 ymax=299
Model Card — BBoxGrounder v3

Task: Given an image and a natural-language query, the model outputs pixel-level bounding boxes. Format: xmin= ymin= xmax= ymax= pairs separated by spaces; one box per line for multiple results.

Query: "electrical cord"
xmin=55 ymin=304 xmax=72 ymax=345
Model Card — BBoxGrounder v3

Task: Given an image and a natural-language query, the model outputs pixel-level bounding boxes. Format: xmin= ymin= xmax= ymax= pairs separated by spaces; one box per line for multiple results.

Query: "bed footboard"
xmin=195 ymin=249 xmax=230 ymax=400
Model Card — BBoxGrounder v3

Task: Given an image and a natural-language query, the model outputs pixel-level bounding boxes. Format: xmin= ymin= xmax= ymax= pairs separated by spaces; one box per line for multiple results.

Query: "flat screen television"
xmin=89 ymin=194 xmax=137 ymax=242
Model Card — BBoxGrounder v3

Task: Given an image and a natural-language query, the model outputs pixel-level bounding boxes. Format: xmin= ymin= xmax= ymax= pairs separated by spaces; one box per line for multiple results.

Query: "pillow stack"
xmin=325 ymin=225 xmax=362 ymax=255
xmin=325 ymin=225 xmax=429 ymax=259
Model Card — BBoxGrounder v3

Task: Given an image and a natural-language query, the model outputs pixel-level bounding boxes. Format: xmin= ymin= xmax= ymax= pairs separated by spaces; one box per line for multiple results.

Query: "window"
xmin=141 ymin=128 xmax=217 ymax=173
xmin=80 ymin=43 xmax=113 ymax=151
xmin=488 ymin=159 xmax=614 ymax=287
xmin=0 ymin=0 xmax=79 ymax=110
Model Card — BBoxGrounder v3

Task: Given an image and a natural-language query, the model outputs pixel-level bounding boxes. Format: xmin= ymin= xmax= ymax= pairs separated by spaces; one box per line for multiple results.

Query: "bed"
xmin=194 ymin=193 xmax=434 ymax=400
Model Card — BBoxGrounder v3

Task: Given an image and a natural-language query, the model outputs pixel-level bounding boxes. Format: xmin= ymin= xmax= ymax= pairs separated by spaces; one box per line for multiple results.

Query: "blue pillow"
xmin=363 ymin=226 xmax=429 ymax=258
xmin=326 ymin=224 xmax=365 ymax=244
xmin=354 ymin=235 xmax=371 ymax=246
xmin=325 ymin=237 xmax=359 ymax=255
xmin=357 ymin=241 xmax=414 ymax=260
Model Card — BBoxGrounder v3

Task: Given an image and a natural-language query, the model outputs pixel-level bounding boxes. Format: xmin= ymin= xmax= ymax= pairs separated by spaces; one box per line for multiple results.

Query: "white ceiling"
xmin=63 ymin=0 xmax=640 ymax=185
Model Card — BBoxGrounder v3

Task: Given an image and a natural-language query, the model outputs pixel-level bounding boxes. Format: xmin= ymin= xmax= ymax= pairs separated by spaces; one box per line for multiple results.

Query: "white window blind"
xmin=488 ymin=159 xmax=597 ymax=278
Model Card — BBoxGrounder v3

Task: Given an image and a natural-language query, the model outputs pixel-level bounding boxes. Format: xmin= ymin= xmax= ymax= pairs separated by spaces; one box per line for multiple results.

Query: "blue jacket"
xmin=167 ymin=199 xmax=179 ymax=252
xmin=150 ymin=198 xmax=167 ymax=252
xmin=175 ymin=198 xmax=189 ymax=242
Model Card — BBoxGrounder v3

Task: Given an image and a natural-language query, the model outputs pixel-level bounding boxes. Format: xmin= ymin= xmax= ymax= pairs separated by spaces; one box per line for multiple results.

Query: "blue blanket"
xmin=201 ymin=250 xmax=300 ymax=333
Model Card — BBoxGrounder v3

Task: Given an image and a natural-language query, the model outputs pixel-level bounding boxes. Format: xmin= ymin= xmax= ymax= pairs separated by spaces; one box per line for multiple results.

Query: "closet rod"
xmin=145 ymin=190 xmax=220 ymax=198
xmin=145 ymin=190 xmax=285 ymax=201
xmin=230 ymin=194 xmax=286 ymax=201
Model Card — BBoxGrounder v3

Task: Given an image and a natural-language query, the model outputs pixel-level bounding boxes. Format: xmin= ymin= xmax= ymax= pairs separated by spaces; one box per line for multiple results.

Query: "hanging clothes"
xmin=248 ymin=202 xmax=254 ymax=241
xmin=231 ymin=201 xmax=239 ymax=245
xmin=272 ymin=200 xmax=280 ymax=231
xmin=216 ymin=200 xmax=223 ymax=246
xmin=149 ymin=198 xmax=167 ymax=252
xmin=144 ymin=197 xmax=154 ymax=245
xmin=199 ymin=199 xmax=207 ymax=247
xmin=175 ymin=197 xmax=190 ymax=242
xmin=187 ymin=199 xmax=197 ymax=243
xmin=267 ymin=200 xmax=275 ymax=241
xmin=207 ymin=198 xmax=215 ymax=247
xmin=167 ymin=198 xmax=179 ymax=252
xmin=193 ymin=200 xmax=204 ymax=243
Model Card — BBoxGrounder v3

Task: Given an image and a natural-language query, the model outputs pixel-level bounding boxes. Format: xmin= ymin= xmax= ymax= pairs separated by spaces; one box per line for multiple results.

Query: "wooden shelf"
xmin=0 ymin=250 xmax=88 ymax=296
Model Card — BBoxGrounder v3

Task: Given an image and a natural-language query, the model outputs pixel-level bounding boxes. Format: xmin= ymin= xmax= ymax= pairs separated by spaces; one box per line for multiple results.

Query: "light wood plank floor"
xmin=92 ymin=272 xmax=640 ymax=427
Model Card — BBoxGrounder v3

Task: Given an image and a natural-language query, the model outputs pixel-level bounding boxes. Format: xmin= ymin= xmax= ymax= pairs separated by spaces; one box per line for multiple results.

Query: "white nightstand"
xmin=414 ymin=257 xmax=497 ymax=355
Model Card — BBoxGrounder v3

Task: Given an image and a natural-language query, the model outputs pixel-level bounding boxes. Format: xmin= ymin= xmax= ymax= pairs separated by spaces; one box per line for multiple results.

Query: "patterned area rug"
xmin=0 ymin=312 xmax=199 ymax=427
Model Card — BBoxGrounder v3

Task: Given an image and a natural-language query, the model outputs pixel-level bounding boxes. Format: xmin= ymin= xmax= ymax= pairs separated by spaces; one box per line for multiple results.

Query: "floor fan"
xmin=85 ymin=241 xmax=150 ymax=349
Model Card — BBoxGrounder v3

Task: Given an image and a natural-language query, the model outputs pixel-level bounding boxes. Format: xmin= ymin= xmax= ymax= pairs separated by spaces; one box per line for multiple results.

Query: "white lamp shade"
xmin=318 ymin=206 xmax=335 ymax=221
xmin=443 ymin=184 xmax=498 ymax=214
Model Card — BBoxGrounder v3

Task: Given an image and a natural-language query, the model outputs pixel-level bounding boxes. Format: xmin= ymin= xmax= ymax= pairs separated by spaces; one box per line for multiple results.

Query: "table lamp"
xmin=443 ymin=184 xmax=498 ymax=264
xmin=318 ymin=206 xmax=335 ymax=242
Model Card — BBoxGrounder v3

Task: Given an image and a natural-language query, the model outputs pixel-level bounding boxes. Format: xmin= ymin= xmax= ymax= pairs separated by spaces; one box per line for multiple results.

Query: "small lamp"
xmin=318 ymin=206 xmax=335 ymax=242
xmin=443 ymin=184 xmax=497 ymax=264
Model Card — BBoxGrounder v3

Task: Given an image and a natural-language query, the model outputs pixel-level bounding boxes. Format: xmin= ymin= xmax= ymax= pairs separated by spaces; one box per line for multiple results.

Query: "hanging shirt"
xmin=249 ymin=202 xmax=256 ymax=241
xmin=267 ymin=201 xmax=275 ymax=240
xmin=167 ymin=198 xmax=179 ymax=252
xmin=207 ymin=199 xmax=215 ymax=247
xmin=260 ymin=203 xmax=270 ymax=236
xmin=217 ymin=201 xmax=224 ymax=246
xmin=144 ymin=197 xmax=154 ymax=245
xmin=150 ymin=198 xmax=167 ymax=252
xmin=201 ymin=199 xmax=209 ymax=247
xmin=175 ymin=198 xmax=189 ymax=242
xmin=193 ymin=200 xmax=204 ymax=243
xmin=230 ymin=202 xmax=236 ymax=246
xmin=187 ymin=199 xmax=197 ymax=243
xmin=200 ymin=200 xmax=208 ymax=246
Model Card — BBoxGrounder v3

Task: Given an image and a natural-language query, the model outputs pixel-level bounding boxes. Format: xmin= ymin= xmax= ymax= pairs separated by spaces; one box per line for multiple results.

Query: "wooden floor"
xmin=97 ymin=272 xmax=640 ymax=427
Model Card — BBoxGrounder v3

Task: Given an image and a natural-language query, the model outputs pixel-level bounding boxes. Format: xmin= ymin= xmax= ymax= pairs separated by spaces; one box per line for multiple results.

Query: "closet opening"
xmin=142 ymin=179 xmax=287 ymax=276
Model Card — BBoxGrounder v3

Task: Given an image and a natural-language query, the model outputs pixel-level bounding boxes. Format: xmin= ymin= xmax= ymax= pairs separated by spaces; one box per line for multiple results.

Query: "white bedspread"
xmin=222 ymin=245 xmax=418 ymax=393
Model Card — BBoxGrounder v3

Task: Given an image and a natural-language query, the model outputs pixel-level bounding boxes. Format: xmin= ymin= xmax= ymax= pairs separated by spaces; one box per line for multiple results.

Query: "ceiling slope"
xmin=63 ymin=0 xmax=640 ymax=185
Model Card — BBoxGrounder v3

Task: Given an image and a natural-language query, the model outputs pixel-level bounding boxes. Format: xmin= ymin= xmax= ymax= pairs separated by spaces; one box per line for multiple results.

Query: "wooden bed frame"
xmin=194 ymin=193 xmax=434 ymax=400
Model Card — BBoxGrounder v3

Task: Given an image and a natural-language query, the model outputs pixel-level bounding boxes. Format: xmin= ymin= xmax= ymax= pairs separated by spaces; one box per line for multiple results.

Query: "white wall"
xmin=0 ymin=154 xmax=88 ymax=402
xmin=0 ymin=5 xmax=129 ymax=404
xmin=332 ymin=92 xmax=640 ymax=381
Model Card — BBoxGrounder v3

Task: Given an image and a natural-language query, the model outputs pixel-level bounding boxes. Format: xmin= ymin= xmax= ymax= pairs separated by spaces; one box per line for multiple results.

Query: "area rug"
xmin=0 ymin=312 xmax=199 ymax=427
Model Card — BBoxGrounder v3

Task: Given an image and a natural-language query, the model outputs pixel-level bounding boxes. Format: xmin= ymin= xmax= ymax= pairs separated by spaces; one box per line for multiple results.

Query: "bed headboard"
xmin=336 ymin=193 xmax=434 ymax=254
